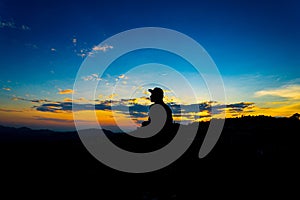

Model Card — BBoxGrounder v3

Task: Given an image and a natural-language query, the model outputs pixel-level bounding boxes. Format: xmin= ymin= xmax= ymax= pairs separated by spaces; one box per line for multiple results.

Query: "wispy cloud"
xmin=58 ymin=89 xmax=74 ymax=94
xmin=0 ymin=18 xmax=16 ymax=29
xmin=255 ymin=84 xmax=300 ymax=100
xmin=3 ymin=87 xmax=11 ymax=91
xmin=76 ymin=49 xmax=89 ymax=58
xmin=226 ymin=102 xmax=255 ymax=112
xmin=114 ymin=74 xmax=128 ymax=83
xmin=0 ymin=108 xmax=23 ymax=112
xmin=73 ymin=42 xmax=113 ymax=58
xmin=62 ymin=97 xmax=90 ymax=103
xmin=82 ymin=74 xmax=102 ymax=81
xmin=12 ymin=97 xmax=51 ymax=103
xmin=20 ymin=24 xmax=30 ymax=30
xmin=92 ymin=44 xmax=113 ymax=52
xmin=12 ymin=95 xmax=92 ymax=105
xmin=63 ymin=98 xmax=72 ymax=102
xmin=108 ymin=93 xmax=118 ymax=99
xmin=0 ymin=18 xmax=30 ymax=30
xmin=25 ymin=43 xmax=38 ymax=49
xmin=33 ymin=116 xmax=74 ymax=123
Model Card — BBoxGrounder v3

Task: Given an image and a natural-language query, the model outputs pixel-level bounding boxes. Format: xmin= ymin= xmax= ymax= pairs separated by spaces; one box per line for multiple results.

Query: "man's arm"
xmin=141 ymin=118 xmax=150 ymax=127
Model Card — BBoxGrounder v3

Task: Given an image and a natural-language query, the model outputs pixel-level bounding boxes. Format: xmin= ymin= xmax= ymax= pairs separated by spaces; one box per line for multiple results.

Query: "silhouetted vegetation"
xmin=1 ymin=115 xmax=299 ymax=198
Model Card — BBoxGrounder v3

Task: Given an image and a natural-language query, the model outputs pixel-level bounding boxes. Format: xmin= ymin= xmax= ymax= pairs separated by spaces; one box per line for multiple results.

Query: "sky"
xmin=0 ymin=0 xmax=299 ymax=131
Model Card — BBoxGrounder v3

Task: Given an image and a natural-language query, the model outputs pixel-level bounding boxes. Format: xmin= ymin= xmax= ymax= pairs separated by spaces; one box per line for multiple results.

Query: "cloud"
xmin=128 ymin=104 xmax=149 ymax=118
xmin=0 ymin=18 xmax=16 ymax=29
xmin=142 ymin=90 xmax=149 ymax=95
xmin=30 ymin=99 xmax=50 ymax=103
xmin=12 ymin=97 xmax=51 ymax=103
xmin=20 ymin=25 xmax=30 ymax=30
xmin=76 ymin=48 xmax=90 ymax=58
xmin=72 ymin=38 xmax=77 ymax=45
xmin=226 ymin=102 xmax=255 ymax=112
xmin=35 ymin=102 xmax=73 ymax=113
xmin=255 ymin=84 xmax=300 ymax=99
xmin=119 ymin=97 xmax=150 ymax=105
xmin=12 ymin=97 xmax=21 ymax=101
xmin=82 ymin=74 xmax=102 ymax=81
xmin=12 ymin=93 xmax=255 ymax=123
xmin=0 ymin=108 xmax=22 ymax=112
xmin=34 ymin=96 xmax=255 ymax=124
xmin=98 ymin=94 xmax=104 ymax=99
xmin=64 ymin=98 xmax=72 ymax=102
xmin=35 ymin=99 xmax=149 ymax=120
xmin=227 ymin=102 xmax=255 ymax=108
xmin=181 ymin=103 xmax=210 ymax=113
xmin=25 ymin=43 xmax=38 ymax=49
xmin=169 ymin=101 xmax=254 ymax=116
xmin=33 ymin=116 xmax=74 ymax=123
xmin=114 ymin=74 xmax=128 ymax=83
xmin=72 ymin=38 xmax=113 ymax=58
xmin=3 ymin=87 xmax=11 ymax=91
xmin=35 ymin=101 xmax=109 ymax=113
xmin=58 ymin=89 xmax=74 ymax=94
xmin=0 ymin=18 xmax=30 ymax=30
xmin=92 ymin=44 xmax=113 ymax=52
xmin=77 ymin=53 xmax=86 ymax=58
xmin=118 ymin=74 xmax=125 ymax=79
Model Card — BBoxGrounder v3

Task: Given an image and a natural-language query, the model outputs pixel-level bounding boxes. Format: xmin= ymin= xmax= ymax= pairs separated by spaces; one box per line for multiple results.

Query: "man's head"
xmin=148 ymin=87 xmax=164 ymax=103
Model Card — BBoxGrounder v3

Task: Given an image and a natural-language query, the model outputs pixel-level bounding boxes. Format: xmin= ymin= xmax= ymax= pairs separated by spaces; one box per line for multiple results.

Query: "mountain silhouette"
xmin=0 ymin=115 xmax=299 ymax=199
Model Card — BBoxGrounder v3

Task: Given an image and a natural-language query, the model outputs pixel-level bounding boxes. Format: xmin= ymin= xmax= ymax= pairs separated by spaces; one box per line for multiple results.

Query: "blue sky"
xmin=0 ymin=0 xmax=299 ymax=130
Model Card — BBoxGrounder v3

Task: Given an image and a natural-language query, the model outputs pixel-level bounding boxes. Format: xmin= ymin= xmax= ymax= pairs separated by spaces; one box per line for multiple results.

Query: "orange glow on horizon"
xmin=0 ymin=96 xmax=299 ymax=130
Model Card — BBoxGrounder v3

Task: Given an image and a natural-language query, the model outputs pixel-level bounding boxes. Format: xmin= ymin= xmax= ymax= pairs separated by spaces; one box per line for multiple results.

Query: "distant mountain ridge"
xmin=0 ymin=124 xmax=117 ymax=142
xmin=1 ymin=115 xmax=299 ymax=141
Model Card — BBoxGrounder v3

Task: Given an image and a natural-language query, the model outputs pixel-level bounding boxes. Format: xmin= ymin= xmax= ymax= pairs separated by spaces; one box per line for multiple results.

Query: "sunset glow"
xmin=0 ymin=0 xmax=299 ymax=131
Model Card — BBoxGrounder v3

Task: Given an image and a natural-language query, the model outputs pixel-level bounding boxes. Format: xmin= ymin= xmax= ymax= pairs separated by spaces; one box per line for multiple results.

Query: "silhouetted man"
xmin=142 ymin=87 xmax=173 ymax=130
xmin=116 ymin=87 xmax=176 ymax=152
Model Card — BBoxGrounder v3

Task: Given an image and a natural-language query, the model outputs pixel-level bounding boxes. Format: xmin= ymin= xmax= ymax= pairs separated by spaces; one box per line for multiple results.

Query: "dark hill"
xmin=0 ymin=116 xmax=299 ymax=199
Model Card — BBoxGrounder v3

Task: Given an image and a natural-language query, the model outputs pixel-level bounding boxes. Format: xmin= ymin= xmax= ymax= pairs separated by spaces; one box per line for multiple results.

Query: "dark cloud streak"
xmin=34 ymin=98 xmax=255 ymax=122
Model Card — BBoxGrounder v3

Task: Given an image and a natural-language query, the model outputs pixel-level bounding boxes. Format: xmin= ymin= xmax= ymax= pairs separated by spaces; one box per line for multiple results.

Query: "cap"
xmin=148 ymin=87 xmax=164 ymax=96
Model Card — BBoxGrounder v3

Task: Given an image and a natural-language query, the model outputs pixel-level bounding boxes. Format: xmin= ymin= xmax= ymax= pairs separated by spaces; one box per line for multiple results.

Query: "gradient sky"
xmin=0 ymin=0 xmax=299 ymax=131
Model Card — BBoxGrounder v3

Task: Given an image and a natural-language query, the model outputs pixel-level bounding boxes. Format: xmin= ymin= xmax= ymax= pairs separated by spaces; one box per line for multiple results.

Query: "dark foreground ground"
xmin=1 ymin=116 xmax=299 ymax=199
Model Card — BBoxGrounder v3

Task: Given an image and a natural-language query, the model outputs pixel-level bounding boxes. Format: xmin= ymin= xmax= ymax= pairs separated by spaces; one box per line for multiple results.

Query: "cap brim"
xmin=148 ymin=89 xmax=153 ymax=93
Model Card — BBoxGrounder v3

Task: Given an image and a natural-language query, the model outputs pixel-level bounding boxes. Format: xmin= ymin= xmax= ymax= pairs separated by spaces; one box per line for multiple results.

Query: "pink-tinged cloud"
xmin=92 ymin=44 xmax=113 ymax=52
xmin=58 ymin=89 xmax=74 ymax=94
